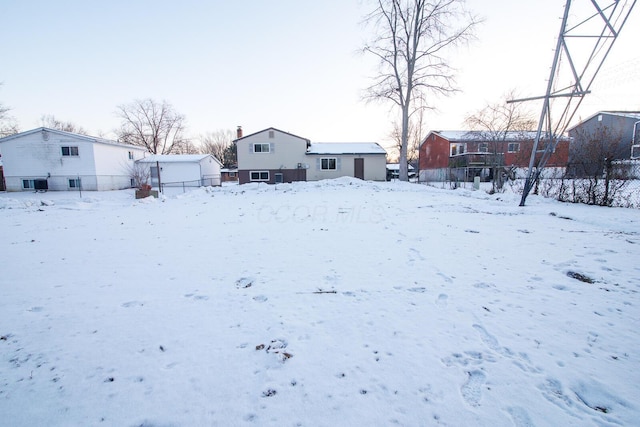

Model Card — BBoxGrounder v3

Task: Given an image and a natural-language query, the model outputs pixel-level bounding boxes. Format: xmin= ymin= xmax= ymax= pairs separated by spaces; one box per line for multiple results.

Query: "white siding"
xmin=93 ymin=141 xmax=146 ymax=190
xmin=306 ymin=154 xmax=387 ymax=181
xmin=199 ymin=156 xmax=222 ymax=186
xmin=0 ymin=129 xmax=147 ymax=191
xmin=0 ymin=131 xmax=97 ymax=191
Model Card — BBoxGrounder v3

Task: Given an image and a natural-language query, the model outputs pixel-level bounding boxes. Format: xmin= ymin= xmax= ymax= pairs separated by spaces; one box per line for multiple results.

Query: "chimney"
xmin=236 ymin=126 xmax=243 ymax=139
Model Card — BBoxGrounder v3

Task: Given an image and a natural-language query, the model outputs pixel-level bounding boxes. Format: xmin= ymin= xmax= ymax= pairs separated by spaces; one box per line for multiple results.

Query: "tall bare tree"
xmin=40 ymin=114 xmax=88 ymax=135
xmin=363 ymin=0 xmax=480 ymax=181
xmin=464 ymin=90 xmax=537 ymax=191
xmin=199 ymin=129 xmax=237 ymax=167
xmin=115 ymin=99 xmax=188 ymax=154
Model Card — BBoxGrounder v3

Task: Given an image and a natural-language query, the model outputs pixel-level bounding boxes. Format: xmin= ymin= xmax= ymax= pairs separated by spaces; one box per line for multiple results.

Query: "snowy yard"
xmin=1 ymin=178 xmax=639 ymax=426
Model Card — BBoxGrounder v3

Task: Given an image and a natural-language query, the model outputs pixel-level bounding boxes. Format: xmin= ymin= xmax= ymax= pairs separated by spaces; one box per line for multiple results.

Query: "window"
xmin=450 ymin=143 xmax=465 ymax=156
xmin=268 ymin=130 xmax=275 ymax=138
xmin=507 ymin=143 xmax=520 ymax=153
xmin=250 ymin=171 xmax=269 ymax=181
xmin=22 ymin=179 xmax=34 ymax=189
xmin=253 ymin=143 xmax=270 ymax=153
xmin=69 ymin=178 xmax=81 ymax=188
xmin=632 ymin=145 xmax=640 ymax=159
xmin=321 ymin=158 xmax=337 ymax=170
xmin=128 ymin=151 xmax=134 ymax=160
xmin=275 ymin=173 xmax=284 ymax=183
xmin=229 ymin=172 xmax=236 ymax=177
xmin=478 ymin=143 xmax=488 ymax=153
xmin=61 ymin=146 xmax=79 ymax=156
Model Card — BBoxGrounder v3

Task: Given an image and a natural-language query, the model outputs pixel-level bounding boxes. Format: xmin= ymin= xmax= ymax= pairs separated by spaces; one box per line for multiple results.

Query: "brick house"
xmin=418 ymin=130 xmax=570 ymax=182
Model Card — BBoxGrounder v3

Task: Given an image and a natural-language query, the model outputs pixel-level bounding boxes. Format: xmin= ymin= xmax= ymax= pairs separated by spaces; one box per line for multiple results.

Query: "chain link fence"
xmin=423 ymin=160 xmax=640 ymax=208
xmin=159 ymin=176 xmax=221 ymax=196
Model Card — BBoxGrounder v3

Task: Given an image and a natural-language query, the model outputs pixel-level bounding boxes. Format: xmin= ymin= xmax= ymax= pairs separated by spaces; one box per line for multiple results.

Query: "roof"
xmin=0 ymin=127 xmax=147 ymax=151
xmin=430 ymin=130 xmax=542 ymax=142
xmin=386 ymin=163 xmax=415 ymax=171
xmin=137 ymin=154 xmax=222 ymax=165
xmin=426 ymin=130 xmax=570 ymax=143
xmin=567 ymin=110 xmax=640 ymax=132
xmin=233 ymin=127 xmax=310 ymax=143
xmin=307 ymin=142 xmax=387 ymax=155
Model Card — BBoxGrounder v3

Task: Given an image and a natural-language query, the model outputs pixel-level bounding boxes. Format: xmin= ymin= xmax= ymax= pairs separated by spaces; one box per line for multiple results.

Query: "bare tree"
xmin=0 ymin=84 xmax=19 ymax=137
xmin=199 ymin=129 xmax=237 ymax=167
xmin=363 ymin=0 xmax=480 ymax=181
xmin=115 ymin=99 xmax=188 ymax=154
xmin=40 ymin=114 xmax=88 ymax=135
xmin=173 ymin=140 xmax=201 ymax=155
xmin=565 ymin=126 xmax=630 ymax=206
xmin=127 ymin=162 xmax=151 ymax=189
xmin=464 ymin=90 xmax=537 ymax=191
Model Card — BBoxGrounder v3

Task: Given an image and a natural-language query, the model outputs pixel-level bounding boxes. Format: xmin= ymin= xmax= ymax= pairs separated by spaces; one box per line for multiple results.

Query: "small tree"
xmin=565 ymin=126 xmax=630 ymax=206
xmin=464 ymin=90 xmax=537 ymax=192
xmin=199 ymin=129 xmax=237 ymax=167
xmin=115 ymin=99 xmax=188 ymax=154
xmin=128 ymin=162 xmax=151 ymax=189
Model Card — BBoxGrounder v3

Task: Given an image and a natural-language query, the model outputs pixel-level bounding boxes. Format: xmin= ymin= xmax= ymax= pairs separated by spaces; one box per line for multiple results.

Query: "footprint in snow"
xmin=506 ymin=406 xmax=535 ymax=427
xmin=436 ymin=293 xmax=448 ymax=307
xmin=461 ymin=370 xmax=486 ymax=407
xmin=121 ymin=301 xmax=144 ymax=308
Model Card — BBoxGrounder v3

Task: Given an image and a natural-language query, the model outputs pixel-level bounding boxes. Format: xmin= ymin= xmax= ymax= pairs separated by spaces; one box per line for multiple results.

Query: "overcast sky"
xmin=1 ymin=0 xmax=638 ymax=153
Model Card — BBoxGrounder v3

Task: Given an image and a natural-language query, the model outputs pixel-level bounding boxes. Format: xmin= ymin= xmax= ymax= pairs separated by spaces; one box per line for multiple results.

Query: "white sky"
xmin=1 ymin=0 xmax=639 ymax=153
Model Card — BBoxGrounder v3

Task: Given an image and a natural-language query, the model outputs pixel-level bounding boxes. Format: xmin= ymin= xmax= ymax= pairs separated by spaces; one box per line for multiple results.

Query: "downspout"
xmin=632 ymin=120 xmax=640 ymax=158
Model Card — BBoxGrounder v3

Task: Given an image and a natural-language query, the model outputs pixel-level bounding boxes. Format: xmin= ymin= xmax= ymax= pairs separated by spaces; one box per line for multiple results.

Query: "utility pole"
xmin=511 ymin=0 xmax=637 ymax=206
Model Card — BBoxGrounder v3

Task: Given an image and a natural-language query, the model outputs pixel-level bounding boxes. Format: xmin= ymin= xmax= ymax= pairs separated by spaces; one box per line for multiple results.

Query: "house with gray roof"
xmin=235 ymin=127 xmax=387 ymax=184
xmin=567 ymin=111 xmax=640 ymax=160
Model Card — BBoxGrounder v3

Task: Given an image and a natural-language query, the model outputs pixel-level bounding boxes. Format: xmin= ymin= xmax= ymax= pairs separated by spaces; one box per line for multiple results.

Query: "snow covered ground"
xmin=1 ymin=178 xmax=639 ymax=426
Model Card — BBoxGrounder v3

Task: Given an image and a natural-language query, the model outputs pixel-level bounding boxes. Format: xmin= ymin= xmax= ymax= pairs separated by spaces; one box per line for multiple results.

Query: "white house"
xmin=136 ymin=154 xmax=222 ymax=190
xmin=0 ymin=127 xmax=147 ymax=191
xmin=235 ymin=127 xmax=387 ymax=184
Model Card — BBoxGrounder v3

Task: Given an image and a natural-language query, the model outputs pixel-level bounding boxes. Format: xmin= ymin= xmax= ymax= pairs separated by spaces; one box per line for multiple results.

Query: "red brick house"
xmin=418 ymin=130 xmax=570 ymax=182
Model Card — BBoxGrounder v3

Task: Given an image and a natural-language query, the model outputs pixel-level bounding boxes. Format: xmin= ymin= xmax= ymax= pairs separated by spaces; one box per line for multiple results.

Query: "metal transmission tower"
xmin=515 ymin=0 xmax=637 ymax=206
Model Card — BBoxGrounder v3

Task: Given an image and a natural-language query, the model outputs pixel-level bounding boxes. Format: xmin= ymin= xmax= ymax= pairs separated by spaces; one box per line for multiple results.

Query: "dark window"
xmin=61 ymin=146 xmax=79 ymax=156
xmin=321 ymin=158 xmax=337 ymax=170
xmin=250 ymin=171 xmax=269 ymax=181
xmin=253 ymin=143 xmax=270 ymax=153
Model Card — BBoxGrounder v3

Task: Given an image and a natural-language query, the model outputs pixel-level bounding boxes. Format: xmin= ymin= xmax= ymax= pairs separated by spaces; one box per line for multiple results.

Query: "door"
xmin=354 ymin=158 xmax=364 ymax=180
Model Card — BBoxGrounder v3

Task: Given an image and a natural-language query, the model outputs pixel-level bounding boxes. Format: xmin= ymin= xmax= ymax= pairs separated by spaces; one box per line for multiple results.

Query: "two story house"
xmin=235 ymin=127 xmax=387 ymax=184
xmin=567 ymin=111 xmax=640 ymax=160
xmin=0 ymin=127 xmax=147 ymax=191
xmin=418 ymin=130 xmax=570 ymax=182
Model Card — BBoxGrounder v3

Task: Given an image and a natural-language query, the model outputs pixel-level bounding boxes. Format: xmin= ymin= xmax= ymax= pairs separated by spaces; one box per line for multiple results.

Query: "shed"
xmin=136 ymin=154 xmax=222 ymax=190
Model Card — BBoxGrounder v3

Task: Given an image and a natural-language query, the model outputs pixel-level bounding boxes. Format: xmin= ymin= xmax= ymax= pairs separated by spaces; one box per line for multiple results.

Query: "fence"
xmin=422 ymin=160 xmax=640 ymax=208
xmin=5 ymin=174 xmax=134 ymax=192
xmin=159 ymin=176 xmax=221 ymax=196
